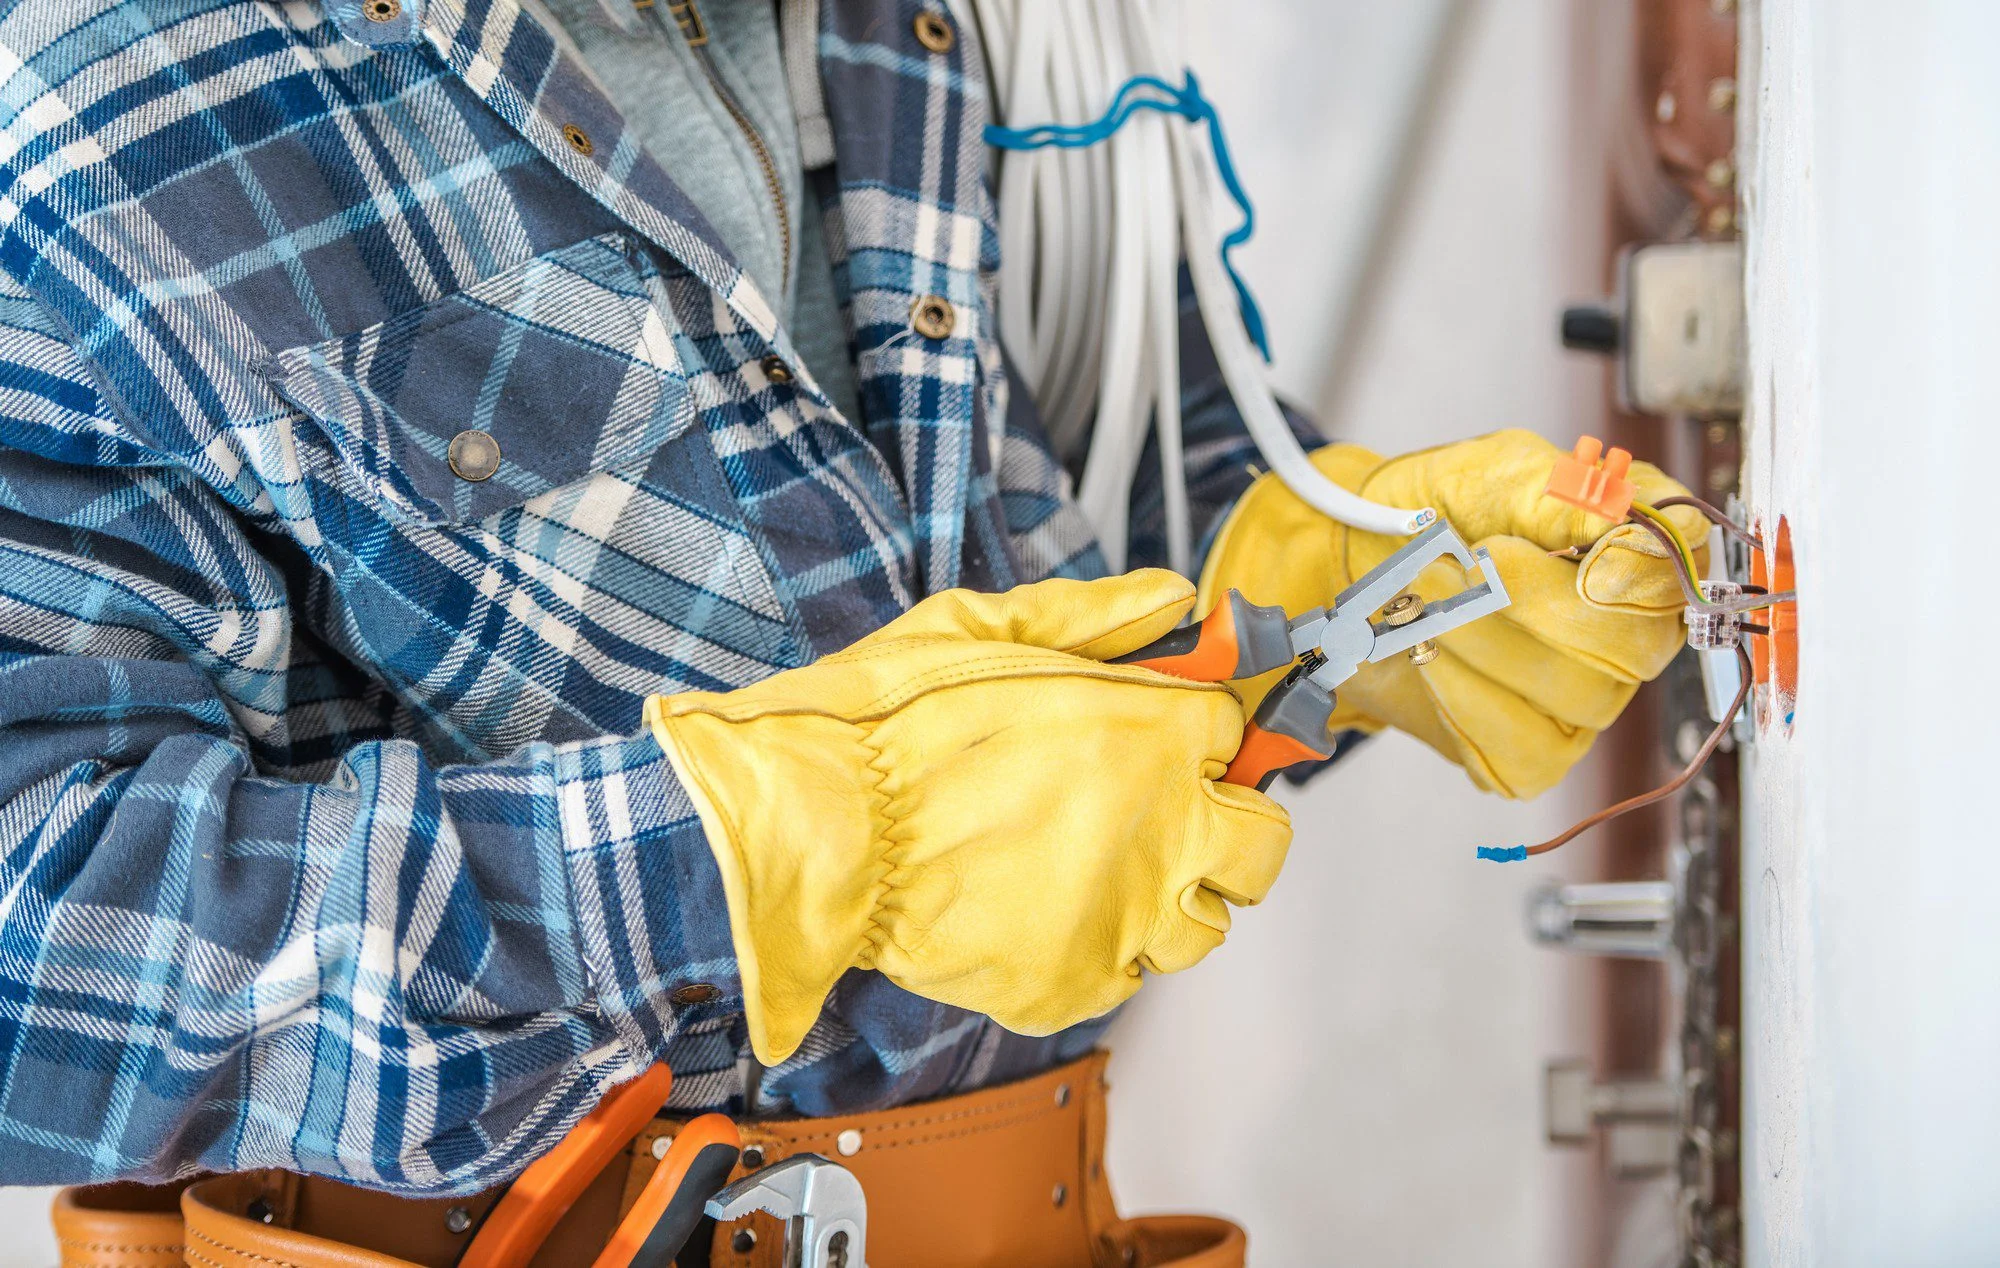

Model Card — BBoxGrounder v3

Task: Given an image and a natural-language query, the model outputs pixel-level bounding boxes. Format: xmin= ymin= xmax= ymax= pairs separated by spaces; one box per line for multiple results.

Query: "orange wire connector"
xmin=1545 ymin=436 xmax=1636 ymax=522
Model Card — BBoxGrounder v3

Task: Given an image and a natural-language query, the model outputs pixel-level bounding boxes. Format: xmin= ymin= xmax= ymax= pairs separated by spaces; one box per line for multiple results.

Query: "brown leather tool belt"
xmin=52 ymin=1051 xmax=1243 ymax=1268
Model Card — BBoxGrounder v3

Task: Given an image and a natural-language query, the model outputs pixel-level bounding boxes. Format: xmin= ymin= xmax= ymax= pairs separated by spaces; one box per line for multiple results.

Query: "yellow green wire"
xmin=1630 ymin=500 xmax=1701 ymax=582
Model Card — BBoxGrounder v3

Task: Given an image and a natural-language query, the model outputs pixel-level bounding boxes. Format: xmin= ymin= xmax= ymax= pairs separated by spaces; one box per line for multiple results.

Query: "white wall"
xmin=1740 ymin=2 xmax=2000 ymax=1264
xmin=1107 ymin=2 xmax=1608 ymax=1264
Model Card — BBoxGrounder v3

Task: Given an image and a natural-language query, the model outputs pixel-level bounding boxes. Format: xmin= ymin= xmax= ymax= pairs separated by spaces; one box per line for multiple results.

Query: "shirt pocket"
xmin=260 ymin=231 xmax=697 ymax=527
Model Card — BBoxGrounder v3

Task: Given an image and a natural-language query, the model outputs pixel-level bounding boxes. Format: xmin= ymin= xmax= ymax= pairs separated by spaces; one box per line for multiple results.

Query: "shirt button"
xmin=760 ymin=354 xmax=793 ymax=384
xmin=913 ymin=11 xmax=955 ymax=53
xmin=364 ymin=0 xmax=402 ymax=21
xmin=909 ymin=295 xmax=955 ymax=340
xmin=562 ymin=124 xmax=595 ymax=157
xmin=447 ymin=429 xmax=500 ymax=482
xmin=668 ymin=982 xmax=722 ymax=1005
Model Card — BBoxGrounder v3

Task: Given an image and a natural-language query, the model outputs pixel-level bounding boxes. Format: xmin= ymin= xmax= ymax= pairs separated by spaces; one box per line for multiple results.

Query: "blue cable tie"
xmin=985 ymin=71 xmax=1272 ymax=361
xmin=1477 ymin=845 xmax=1528 ymax=864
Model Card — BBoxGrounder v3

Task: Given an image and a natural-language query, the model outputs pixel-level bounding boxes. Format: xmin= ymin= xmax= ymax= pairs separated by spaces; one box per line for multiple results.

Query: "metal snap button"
xmin=913 ymin=11 xmax=954 ymax=53
xmin=1052 ymin=1182 xmax=1069 ymax=1208
xmin=668 ymin=982 xmax=722 ymax=1005
xmin=835 ymin=1128 xmax=862 ymax=1157
xmin=731 ymin=1229 xmax=758 ymax=1253
xmin=562 ymin=124 xmax=595 ymax=157
xmin=760 ymin=354 xmax=793 ymax=384
xmin=447 ymin=429 xmax=500 ymax=482
xmin=364 ymin=0 xmax=402 ymax=22
xmin=909 ymin=294 xmax=955 ymax=340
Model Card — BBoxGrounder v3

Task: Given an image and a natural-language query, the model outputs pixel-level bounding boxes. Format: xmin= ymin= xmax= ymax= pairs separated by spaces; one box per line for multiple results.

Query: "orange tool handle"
xmin=1221 ymin=674 xmax=1339 ymax=791
xmin=1223 ymin=721 xmax=1334 ymax=791
xmin=461 ymin=1064 xmax=673 ymax=1268
xmin=1116 ymin=591 xmax=1294 ymax=682
xmin=592 ymin=1114 xmax=742 ymax=1268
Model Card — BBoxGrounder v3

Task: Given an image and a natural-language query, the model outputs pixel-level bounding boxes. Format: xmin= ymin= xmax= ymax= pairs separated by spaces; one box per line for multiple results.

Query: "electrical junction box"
xmin=1562 ymin=239 xmax=1746 ymax=417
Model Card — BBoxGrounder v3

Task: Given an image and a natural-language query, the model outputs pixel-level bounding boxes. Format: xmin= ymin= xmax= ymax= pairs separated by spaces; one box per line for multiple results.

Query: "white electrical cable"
xmin=957 ymin=0 xmax=1434 ymax=571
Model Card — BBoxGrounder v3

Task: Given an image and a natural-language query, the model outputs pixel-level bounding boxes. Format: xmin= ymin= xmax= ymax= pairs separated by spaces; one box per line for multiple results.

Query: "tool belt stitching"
xmin=844 ymin=1105 xmax=1062 ymax=1156
xmin=758 ymin=1084 xmax=1058 ymax=1149
xmin=185 ymin=1225 xmax=310 ymax=1268
xmin=55 ymin=1240 xmax=185 ymax=1253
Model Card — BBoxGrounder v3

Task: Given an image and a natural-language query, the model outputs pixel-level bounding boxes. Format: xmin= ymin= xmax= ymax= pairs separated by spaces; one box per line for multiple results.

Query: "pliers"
xmin=1118 ymin=520 xmax=1513 ymax=790
xmin=459 ymin=1064 xmax=743 ymax=1268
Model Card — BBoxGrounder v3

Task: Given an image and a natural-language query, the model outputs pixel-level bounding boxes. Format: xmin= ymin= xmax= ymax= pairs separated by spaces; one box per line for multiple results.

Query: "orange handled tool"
xmin=1119 ymin=521 xmax=1513 ymax=791
xmin=1118 ymin=590 xmax=1330 ymax=790
xmin=592 ymin=1113 xmax=742 ymax=1268
xmin=462 ymin=1064 xmax=743 ymax=1268
xmin=462 ymin=1064 xmax=674 ymax=1268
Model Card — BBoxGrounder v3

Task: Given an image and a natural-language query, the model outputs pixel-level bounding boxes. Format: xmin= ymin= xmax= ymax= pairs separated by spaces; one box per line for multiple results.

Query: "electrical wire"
xmin=960 ymin=0 xmax=1436 ymax=571
xmin=1650 ymin=494 xmax=1760 ymax=550
xmin=1630 ymin=500 xmax=1701 ymax=587
xmin=1502 ymin=644 xmax=1753 ymax=859
xmin=1477 ymin=488 xmax=1788 ymax=862
xmin=1628 ymin=513 xmax=1797 ymax=615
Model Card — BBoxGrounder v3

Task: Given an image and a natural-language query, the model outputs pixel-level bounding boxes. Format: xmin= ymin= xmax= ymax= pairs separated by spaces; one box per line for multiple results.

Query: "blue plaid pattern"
xmin=0 ymin=0 xmax=1282 ymax=1191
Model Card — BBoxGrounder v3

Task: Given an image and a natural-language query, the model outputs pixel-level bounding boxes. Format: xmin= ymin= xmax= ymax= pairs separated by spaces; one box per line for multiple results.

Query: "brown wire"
xmin=1524 ymin=644 xmax=1753 ymax=857
xmin=1651 ymin=494 xmax=1761 ymax=549
xmin=1629 ymin=513 xmax=1796 ymax=614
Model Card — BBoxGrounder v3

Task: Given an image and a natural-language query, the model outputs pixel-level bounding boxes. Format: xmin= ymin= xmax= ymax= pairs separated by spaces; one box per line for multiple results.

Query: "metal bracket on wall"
xmin=1544 ymin=1059 xmax=1681 ymax=1179
xmin=1562 ymin=240 xmax=1746 ymax=418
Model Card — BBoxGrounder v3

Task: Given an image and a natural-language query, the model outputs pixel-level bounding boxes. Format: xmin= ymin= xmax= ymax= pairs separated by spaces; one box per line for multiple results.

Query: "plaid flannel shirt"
xmin=0 ymin=0 xmax=1302 ymax=1191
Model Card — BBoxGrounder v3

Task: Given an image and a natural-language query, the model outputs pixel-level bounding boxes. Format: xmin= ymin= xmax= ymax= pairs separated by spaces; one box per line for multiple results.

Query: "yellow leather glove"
xmin=1201 ymin=429 xmax=1706 ymax=800
xmin=644 ymin=572 xmax=1292 ymax=1064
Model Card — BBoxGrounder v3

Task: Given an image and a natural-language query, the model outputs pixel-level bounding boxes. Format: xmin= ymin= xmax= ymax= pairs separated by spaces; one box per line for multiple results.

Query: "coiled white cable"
xmin=953 ymin=0 xmax=1434 ymax=572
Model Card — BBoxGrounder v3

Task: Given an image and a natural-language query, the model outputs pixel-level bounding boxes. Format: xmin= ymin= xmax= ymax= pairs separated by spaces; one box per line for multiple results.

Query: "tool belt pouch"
xmin=50 ymin=1052 xmax=1243 ymax=1268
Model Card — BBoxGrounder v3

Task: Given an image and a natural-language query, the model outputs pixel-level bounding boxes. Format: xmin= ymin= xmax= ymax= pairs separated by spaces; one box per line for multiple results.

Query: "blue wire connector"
xmin=984 ymin=71 xmax=1272 ymax=361
xmin=1477 ymin=845 xmax=1529 ymax=864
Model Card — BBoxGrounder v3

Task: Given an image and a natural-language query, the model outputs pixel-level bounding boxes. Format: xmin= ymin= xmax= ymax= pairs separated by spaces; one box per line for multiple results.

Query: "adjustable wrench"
xmin=706 ymin=1154 xmax=868 ymax=1268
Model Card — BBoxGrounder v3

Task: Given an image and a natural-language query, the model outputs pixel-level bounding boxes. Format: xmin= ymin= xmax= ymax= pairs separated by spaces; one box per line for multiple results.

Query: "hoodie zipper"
xmin=664 ymin=0 xmax=792 ymax=293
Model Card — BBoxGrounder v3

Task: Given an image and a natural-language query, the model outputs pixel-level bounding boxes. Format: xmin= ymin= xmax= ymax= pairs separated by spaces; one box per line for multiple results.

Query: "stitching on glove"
xmin=853 ymin=654 xmax=1231 ymax=718
xmin=852 ymin=723 xmax=915 ymax=968
xmin=1418 ymin=651 xmax=1587 ymax=799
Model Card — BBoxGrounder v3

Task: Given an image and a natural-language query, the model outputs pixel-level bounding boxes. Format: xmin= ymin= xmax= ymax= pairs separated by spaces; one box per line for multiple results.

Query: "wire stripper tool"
xmin=1119 ymin=520 xmax=1512 ymax=790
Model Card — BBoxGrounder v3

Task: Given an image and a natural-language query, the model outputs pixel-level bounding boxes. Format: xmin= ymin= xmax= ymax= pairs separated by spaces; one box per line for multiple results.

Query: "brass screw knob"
xmin=1408 ymin=639 xmax=1439 ymax=667
xmin=1380 ymin=593 xmax=1424 ymax=626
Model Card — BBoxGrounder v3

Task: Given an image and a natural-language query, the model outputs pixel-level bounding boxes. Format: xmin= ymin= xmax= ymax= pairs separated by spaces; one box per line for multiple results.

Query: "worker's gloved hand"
xmin=1203 ymin=429 xmax=1707 ymax=799
xmin=645 ymin=572 xmax=1291 ymax=1064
